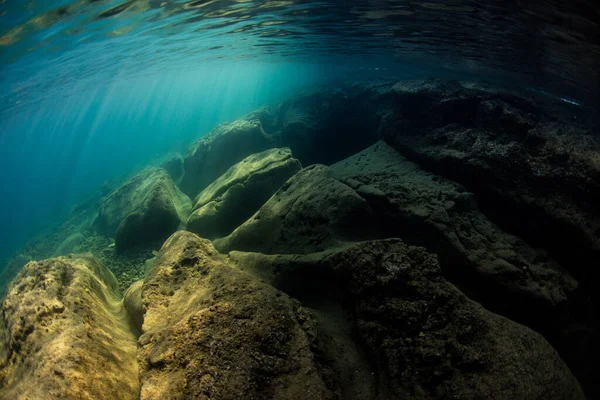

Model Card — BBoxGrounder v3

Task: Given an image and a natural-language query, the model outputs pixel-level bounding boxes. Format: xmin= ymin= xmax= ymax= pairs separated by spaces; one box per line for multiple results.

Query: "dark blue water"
xmin=0 ymin=0 xmax=599 ymax=267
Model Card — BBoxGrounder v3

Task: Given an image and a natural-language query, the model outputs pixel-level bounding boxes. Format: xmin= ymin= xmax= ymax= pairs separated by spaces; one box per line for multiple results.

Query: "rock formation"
xmin=187 ymin=147 xmax=301 ymax=239
xmin=94 ymin=167 xmax=191 ymax=250
xmin=138 ymin=231 xmax=334 ymax=399
xmin=226 ymin=239 xmax=585 ymax=399
xmin=0 ymin=254 xmax=139 ymax=399
xmin=180 ymin=111 xmax=277 ymax=198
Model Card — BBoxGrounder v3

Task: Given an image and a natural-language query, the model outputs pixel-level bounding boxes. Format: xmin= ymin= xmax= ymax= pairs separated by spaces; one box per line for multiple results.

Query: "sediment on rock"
xmin=138 ymin=231 xmax=336 ymax=400
xmin=0 ymin=254 xmax=139 ymax=400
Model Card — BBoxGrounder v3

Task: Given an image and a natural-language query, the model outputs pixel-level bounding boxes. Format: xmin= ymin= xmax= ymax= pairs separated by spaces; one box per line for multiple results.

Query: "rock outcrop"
xmin=180 ymin=111 xmax=276 ymax=198
xmin=187 ymin=148 xmax=301 ymax=239
xmin=226 ymin=240 xmax=585 ymax=400
xmin=0 ymin=254 xmax=139 ymax=399
xmin=379 ymin=80 xmax=600 ymax=281
xmin=216 ymin=141 xmax=589 ymax=398
xmin=94 ymin=167 xmax=191 ymax=250
xmin=330 ymin=142 xmax=578 ymax=324
xmin=138 ymin=231 xmax=334 ymax=399
xmin=214 ymin=164 xmax=371 ymax=254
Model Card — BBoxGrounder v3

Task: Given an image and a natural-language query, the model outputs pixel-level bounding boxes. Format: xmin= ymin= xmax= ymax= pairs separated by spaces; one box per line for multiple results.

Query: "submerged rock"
xmin=380 ymin=80 xmax=600 ymax=277
xmin=139 ymin=231 xmax=334 ymax=399
xmin=159 ymin=152 xmax=185 ymax=184
xmin=94 ymin=167 xmax=191 ymax=250
xmin=180 ymin=111 xmax=276 ymax=198
xmin=227 ymin=240 xmax=585 ymax=400
xmin=330 ymin=141 xmax=578 ymax=319
xmin=214 ymin=164 xmax=371 ymax=254
xmin=0 ymin=254 xmax=139 ymax=399
xmin=53 ymin=232 xmax=85 ymax=256
xmin=275 ymin=89 xmax=382 ymax=166
xmin=123 ymin=280 xmax=143 ymax=332
xmin=187 ymin=147 xmax=301 ymax=239
xmin=217 ymin=140 xmax=587 ymax=397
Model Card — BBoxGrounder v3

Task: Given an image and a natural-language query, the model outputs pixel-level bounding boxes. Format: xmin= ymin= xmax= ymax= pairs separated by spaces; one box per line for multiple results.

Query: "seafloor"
xmin=0 ymin=80 xmax=598 ymax=399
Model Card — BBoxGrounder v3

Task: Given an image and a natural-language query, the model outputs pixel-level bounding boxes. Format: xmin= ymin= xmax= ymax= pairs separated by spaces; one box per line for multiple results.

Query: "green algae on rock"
xmin=123 ymin=280 xmax=143 ymax=332
xmin=139 ymin=231 xmax=335 ymax=400
xmin=52 ymin=231 xmax=85 ymax=257
xmin=187 ymin=147 xmax=301 ymax=239
xmin=213 ymin=164 xmax=370 ymax=254
xmin=180 ymin=110 xmax=277 ymax=198
xmin=94 ymin=167 xmax=192 ymax=251
xmin=0 ymin=254 xmax=139 ymax=399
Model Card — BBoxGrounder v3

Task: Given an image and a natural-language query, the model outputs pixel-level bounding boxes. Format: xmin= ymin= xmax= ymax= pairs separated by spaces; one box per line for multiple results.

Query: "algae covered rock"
xmin=187 ymin=147 xmax=301 ymax=239
xmin=0 ymin=254 xmax=139 ymax=399
xmin=180 ymin=110 xmax=276 ymax=198
xmin=123 ymin=280 xmax=144 ymax=332
xmin=94 ymin=167 xmax=191 ymax=250
xmin=138 ymin=231 xmax=334 ymax=400
xmin=214 ymin=164 xmax=371 ymax=254
xmin=228 ymin=240 xmax=585 ymax=400
xmin=53 ymin=232 xmax=85 ymax=256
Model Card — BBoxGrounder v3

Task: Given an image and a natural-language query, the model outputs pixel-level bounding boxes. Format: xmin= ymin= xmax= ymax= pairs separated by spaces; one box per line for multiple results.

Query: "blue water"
xmin=0 ymin=0 xmax=598 ymax=266
xmin=0 ymin=63 xmax=335 ymax=262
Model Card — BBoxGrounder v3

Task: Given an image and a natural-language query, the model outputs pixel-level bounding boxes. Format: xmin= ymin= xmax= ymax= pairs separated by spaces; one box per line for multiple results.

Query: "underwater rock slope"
xmin=139 ymin=231 xmax=334 ymax=400
xmin=229 ymin=240 xmax=585 ymax=400
xmin=187 ymin=147 xmax=301 ymax=239
xmin=1 ymin=79 xmax=598 ymax=399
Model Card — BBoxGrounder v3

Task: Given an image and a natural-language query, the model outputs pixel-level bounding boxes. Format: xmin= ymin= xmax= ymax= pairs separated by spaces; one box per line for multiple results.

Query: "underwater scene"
xmin=1 ymin=0 xmax=599 ymax=399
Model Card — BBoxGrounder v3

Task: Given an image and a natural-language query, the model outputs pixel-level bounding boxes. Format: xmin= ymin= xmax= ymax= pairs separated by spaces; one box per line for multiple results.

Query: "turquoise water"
xmin=0 ymin=63 xmax=335 ymax=261
xmin=0 ymin=0 xmax=598 ymax=276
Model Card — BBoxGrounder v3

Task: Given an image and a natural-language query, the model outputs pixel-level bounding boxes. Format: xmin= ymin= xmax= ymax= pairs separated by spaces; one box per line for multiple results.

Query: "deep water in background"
xmin=0 ymin=63 xmax=340 ymax=265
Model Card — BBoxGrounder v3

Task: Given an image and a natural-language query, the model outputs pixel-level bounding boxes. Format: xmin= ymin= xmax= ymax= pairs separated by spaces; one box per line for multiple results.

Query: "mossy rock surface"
xmin=94 ymin=167 xmax=191 ymax=250
xmin=0 ymin=254 xmax=139 ymax=399
xmin=139 ymin=231 xmax=334 ymax=399
xmin=187 ymin=147 xmax=301 ymax=239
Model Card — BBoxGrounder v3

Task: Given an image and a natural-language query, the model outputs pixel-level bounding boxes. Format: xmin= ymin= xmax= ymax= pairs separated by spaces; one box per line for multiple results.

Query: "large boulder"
xmin=187 ymin=147 xmax=301 ymax=239
xmin=380 ymin=80 xmax=600 ymax=278
xmin=94 ymin=167 xmax=191 ymax=250
xmin=0 ymin=254 xmax=139 ymax=399
xmin=138 ymin=231 xmax=334 ymax=399
xmin=374 ymin=80 xmax=600 ymax=394
xmin=179 ymin=110 xmax=277 ymax=198
xmin=214 ymin=164 xmax=372 ymax=254
xmin=227 ymin=240 xmax=585 ymax=400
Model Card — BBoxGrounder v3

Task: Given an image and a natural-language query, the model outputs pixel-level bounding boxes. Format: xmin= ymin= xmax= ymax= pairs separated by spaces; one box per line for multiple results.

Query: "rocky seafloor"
xmin=0 ymin=80 xmax=598 ymax=399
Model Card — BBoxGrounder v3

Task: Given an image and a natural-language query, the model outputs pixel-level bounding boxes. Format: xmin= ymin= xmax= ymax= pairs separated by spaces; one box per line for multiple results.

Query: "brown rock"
xmin=0 ymin=254 xmax=139 ymax=399
xmin=138 ymin=231 xmax=334 ymax=400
